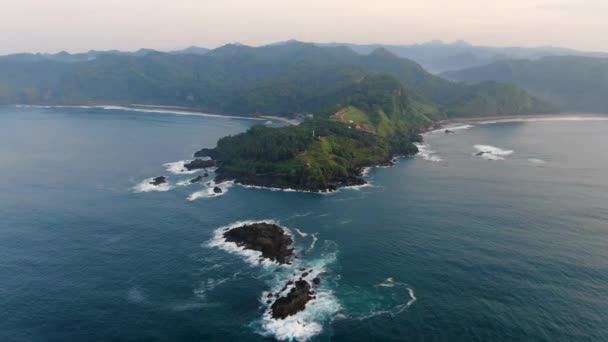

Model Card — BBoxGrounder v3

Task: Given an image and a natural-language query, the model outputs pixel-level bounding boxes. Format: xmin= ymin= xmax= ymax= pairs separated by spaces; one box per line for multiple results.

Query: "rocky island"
xmin=223 ymin=222 xmax=294 ymax=264
xmin=193 ymin=75 xmax=431 ymax=192
xmin=149 ymin=176 xmax=167 ymax=186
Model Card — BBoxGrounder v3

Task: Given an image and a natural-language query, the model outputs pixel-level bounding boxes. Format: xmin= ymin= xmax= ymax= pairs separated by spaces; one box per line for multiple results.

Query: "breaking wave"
xmin=473 ymin=145 xmax=514 ymax=160
xmin=164 ymin=160 xmax=209 ymax=175
xmin=133 ymin=178 xmax=172 ymax=192
xmin=414 ymin=143 xmax=442 ymax=162
xmin=429 ymin=124 xmax=473 ymax=133
xmin=257 ymin=242 xmax=340 ymax=341
xmin=188 ymin=181 xmax=233 ymax=201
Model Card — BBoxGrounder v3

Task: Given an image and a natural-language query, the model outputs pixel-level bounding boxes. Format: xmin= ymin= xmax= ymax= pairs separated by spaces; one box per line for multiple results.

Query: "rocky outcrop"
xmin=213 ymin=186 xmax=223 ymax=194
xmin=223 ymin=223 xmax=294 ymax=264
xmin=189 ymin=175 xmax=203 ymax=183
xmin=193 ymin=148 xmax=218 ymax=159
xmin=150 ymin=176 xmax=167 ymax=186
xmin=270 ymin=280 xmax=313 ymax=319
xmin=184 ymin=159 xmax=216 ymax=171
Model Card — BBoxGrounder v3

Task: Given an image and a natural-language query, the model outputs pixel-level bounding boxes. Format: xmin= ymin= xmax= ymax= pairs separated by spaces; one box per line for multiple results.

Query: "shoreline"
xmin=442 ymin=112 xmax=608 ymax=125
xmin=13 ymin=103 xmax=299 ymax=123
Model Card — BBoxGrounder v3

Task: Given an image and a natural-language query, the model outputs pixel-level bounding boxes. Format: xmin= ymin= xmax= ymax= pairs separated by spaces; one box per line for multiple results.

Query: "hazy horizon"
xmin=2 ymin=0 xmax=608 ymax=55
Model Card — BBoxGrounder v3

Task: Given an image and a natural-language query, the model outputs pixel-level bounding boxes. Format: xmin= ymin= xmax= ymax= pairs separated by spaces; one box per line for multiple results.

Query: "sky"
xmin=1 ymin=0 xmax=607 ymax=54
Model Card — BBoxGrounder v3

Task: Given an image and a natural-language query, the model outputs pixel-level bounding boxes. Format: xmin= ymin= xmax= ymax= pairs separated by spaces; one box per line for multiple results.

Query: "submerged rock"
xmin=213 ymin=186 xmax=223 ymax=194
xmin=189 ymin=175 xmax=203 ymax=184
xmin=222 ymin=222 xmax=294 ymax=264
xmin=184 ymin=159 xmax=216 ymax=171
xmin=150 ymin=176 xmax=167 ymax=186
xmin=270 ymin=280 xmax=313 ymax=319
xmin=445 ymin=129 xmax=455 ymax=134
xmin=312 ymin=277 xmax=321 ymax=285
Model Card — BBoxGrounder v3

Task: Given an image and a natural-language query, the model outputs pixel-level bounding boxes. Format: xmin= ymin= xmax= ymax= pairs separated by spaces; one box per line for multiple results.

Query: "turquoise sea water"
xmin=1 ymin=106 xmax=607 ymax=341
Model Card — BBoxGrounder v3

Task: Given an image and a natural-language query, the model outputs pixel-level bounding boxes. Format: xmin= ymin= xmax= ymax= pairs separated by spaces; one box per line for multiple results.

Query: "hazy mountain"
xmin=320 ymin=40 xmax=608 ymax=74
xmin=442 ymin=56 xmax=608 ymax=113
xmin=0 ymin=41 xmax=548 ymax=118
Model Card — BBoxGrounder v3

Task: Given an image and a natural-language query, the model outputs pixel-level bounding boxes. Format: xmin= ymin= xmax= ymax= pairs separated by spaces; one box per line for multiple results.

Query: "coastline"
xmin=14 ymin=104 xmax=283 ymax=123
xmin=441 ymin=112 xmax=608 ymax=125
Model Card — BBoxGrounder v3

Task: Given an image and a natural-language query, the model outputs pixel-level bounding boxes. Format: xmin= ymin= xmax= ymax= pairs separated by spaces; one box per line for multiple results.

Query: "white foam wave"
xmin=473 ymin=144 xmax=514 ymax=160
xmin=309 ymin=234 xmax=318 ymax=250
xmin=414 ymin=143 xmax=443 ymax=162
xmin=294 ymin=228 xmax=308 ymax=237
xmin=406 ymin=288 xmax=417 ymax=307
xmin=259 ymin=251 xmax=339 ymax=341
xmin=207 ymin=220 xmax=290 ymax=268
xmin=528 ymin=158 xmax=547 ymax=165
xmin=164 ymin=160 xmax=209 ymax=175
xmin=133 ymin=178 xmax=172 ymax=192
xmin=79 ymin=104 xmax=265 ymax=121
xmin=188 ymin=181 xmax=233 ymax=201
xmin=429 ymin=124 xmax=473 ymax=133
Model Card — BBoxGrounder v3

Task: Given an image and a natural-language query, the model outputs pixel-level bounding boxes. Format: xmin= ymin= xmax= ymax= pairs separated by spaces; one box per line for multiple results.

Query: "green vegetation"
xmin=442 ymin=56 xmax=608 ymax=113
xmin=0 ymin=41 xmax=548 ymax=118
xmin=195 ymin=75 xmax=425 ymax=191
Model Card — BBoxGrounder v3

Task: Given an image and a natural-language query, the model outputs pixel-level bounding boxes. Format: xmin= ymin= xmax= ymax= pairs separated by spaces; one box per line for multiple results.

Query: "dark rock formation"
xmin=312 ymin=277 xmax=321 ymax=285
xmin=184 ymin=159 xmax=216 ymax=171
xmin=270 ymin=280 xmax=313 ymax=319
xmin=445 ymin=129 xmax=455 ymax=134
xmin=222 ymin=222 xmax=294 ymax=264
xmin=476 ymin=151 xmax=488 ymax=156
xmin=193 ymin=148 xmax=218 ymax=159
xmin=213 ymin=186 xmax=223 ymax=194
xmin=189 ymin=175 xmax=203 ymax=184
xmin=203 ymin=172 xmax=209 ymax=177
xmin=150 ymin=176 xmax=167 ymax=186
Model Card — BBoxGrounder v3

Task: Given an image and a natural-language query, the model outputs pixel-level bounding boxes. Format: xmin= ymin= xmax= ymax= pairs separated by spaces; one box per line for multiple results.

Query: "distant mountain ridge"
xmin=318 ymin=40 xmax=608 ymax=74
xmin=0 ymin=41 xmax=549 ymax=118
xmin=442 ymin=56 xmax=608 ymax=113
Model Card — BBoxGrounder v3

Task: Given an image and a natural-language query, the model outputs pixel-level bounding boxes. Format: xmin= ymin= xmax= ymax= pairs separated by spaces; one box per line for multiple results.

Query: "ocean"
xmin=1 ymin=106 xmax=607 ymax=341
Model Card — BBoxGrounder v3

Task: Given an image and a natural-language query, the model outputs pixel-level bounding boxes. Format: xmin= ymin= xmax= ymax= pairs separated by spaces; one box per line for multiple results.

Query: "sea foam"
xmin=258 ymin=244 xmax=340 ymax=342
xmin=414 ymin=143 xmax=443 ymax=162
xmin=473 ymin=145 xmax=514 ymax=160
xmin=133 ymin=178 xmax=172 ymax=192
xmin=187 ymin=181 xmax=233 ymax=201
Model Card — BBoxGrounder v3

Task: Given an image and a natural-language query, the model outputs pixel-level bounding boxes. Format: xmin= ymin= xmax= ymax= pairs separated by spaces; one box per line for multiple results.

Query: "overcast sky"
xmin=1 ymin=0 xmax=607 ymax=54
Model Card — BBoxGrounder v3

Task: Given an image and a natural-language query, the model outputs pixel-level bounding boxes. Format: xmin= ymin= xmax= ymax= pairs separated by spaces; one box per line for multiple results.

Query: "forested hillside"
xmin=0 ymin=41 xmax=549 ymax=118
xmin=442 ymin=56 xmax=608 ymax=113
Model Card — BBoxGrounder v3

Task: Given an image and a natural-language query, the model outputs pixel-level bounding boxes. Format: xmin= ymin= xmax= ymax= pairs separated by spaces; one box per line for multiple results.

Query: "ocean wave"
xmin=414 ymin=143 xmax=443 ymax=162
xmin=187 ymin=181 xmax=233 ymax=201
xmin=473 ymin=144 xmax=514 ymax=160
xmin=528 ymin=158 xmax=547 ymax=166
xmin=164 ymin=160 xmax=212 ymax=175
xmin=294 ymin=228 xmax=308 ymax=237
xmin=309 ymin=234 xmax=318 ymax=251
xmin=258 ymin=247 xmax=340 ymax=342
xmin=133 ymin=178 xmax=173 ymax=192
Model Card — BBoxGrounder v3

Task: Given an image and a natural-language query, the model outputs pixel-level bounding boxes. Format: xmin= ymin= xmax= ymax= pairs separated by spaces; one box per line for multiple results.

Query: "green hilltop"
xmin=195 ymin=74 xmax=430 ymax=191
